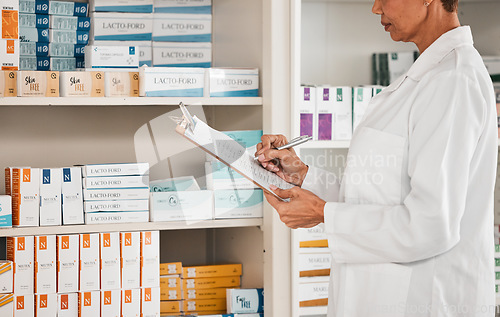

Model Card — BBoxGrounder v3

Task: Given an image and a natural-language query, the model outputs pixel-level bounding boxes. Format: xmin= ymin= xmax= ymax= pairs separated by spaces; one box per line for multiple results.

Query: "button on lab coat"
xmin=302 ymin=26 xmax=497 ymax=317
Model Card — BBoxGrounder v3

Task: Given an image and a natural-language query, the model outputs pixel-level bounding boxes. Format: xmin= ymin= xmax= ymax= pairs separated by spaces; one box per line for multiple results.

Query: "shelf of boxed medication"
xmin=0 ymin=218 xmax=263 ymax=237
xmin=0 ymin=96 xmax=263 ymax=107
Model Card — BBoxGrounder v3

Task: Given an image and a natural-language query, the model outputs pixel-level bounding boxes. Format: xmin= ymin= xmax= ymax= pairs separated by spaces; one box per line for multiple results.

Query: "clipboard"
xmin=173 ymin=102 xmax=294 ymax=200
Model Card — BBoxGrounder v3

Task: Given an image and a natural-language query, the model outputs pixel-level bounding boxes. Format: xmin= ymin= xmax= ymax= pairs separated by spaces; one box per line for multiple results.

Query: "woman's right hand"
xmin=255 ymin=134 xmax=309 ymax=186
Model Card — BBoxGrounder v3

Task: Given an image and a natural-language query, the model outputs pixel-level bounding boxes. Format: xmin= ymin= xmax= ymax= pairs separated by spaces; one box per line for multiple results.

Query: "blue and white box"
xmin=149 ymin=176 xmax=200 ymax=192
xmin=50 ymin=57 xmax=76 ymax=71
xmin=150 ymin=191 xmax=213 ymax=222
xmin=83 ymin=175 xmax=149 ymax=189
xmin=47 ymin=43 xmax=84 ymax=57
xmin=76 ymin=56 xmax=84 ymax=68
xmin=213 ymin=189 xmax=263 ymax=219
xmin=19 ymin=27 xmax=49 ymax=42
xmin=19 ymin=42 xmax=49 ymax=56
xmin=39 ymin=168 xmax=62 ymax=226
xmin=152 ymin=42 xmax=211 ymax=68
xmin=85 ymin=45 xmax=139 ymax=69
xmin=139 ymin=66 xmax=205 ymax=97
xmin=19 ymin=56 xmax=50 ymax=71
xmin=90 ymin=13 xmax=153 ymax=41
xmin=92 ymin=40 xmax=152 ymax=67
xmin=0 ymin=196 xmax=12 ymax=228
xmin=152 ymin=13 xmax=211 ymax=42
xmin=83 ymin=188 xmax=150 ymax=201
xmin=208 ymin=68 xmax=259 ymax=97
xmin=50 ymin=16 xmax=91 ymax=31
xmin=90 ymin=0 xmax=153 ymax=13
xmin=61 ymin=167 xmax=84 ymax=225
xmin=19 ymin=0 xmax=49 ymax=14
xmin=153 ymin=0 xmax=211 ymax=14
xmin=19 ymin=13 xmax=49 ymax=28
xmin=49 ymin=1 xmax=88 ymax=16
xmin=205 ymin=161 xmax=258 ymax=190
xmin=226 ymin=289 xmax=264 ymax=314
xmin=83 ymin=199 xmax=149 ymax=212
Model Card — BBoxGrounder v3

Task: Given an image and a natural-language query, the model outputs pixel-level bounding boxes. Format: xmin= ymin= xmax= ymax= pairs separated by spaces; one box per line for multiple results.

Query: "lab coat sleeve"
xmin=301 ymin=166 xmax=340 ymax=202
xmin=325 ymin=71 xmax=488 ymax=264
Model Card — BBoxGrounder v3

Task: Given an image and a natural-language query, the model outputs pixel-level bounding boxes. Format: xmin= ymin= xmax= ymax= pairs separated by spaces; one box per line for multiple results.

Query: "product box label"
xmin=17 ymin=71 xmax=59 ymax=97
xmin=139 ymin=66 xmax=205 ymax=97
xmin=209 ymin=68 xmax=259 ymax=97
xmin=152 ymin=13 xmax=211 ymax=42
xmin=152 ymin=42 xmax=211 ymax=68
xmin=91 ymin=12 xmax=153 ymax=41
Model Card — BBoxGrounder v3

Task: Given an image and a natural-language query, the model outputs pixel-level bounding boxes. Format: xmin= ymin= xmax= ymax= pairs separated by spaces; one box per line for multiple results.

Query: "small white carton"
xmin=78 ymin=291 xmax=100 ymax=317
xmin=35 ymin=293 xmax=57 ymax=317
xmin=332 ymin=86 xmax=352 ymax=140
xmin=99 ymin=232 xmax=121 ymax=290
xmin=152 ymin=42 xmax=211 ymax=68
xmin=120 ymin=232 xmax=141 ymax=289
xmin=61 ymin=167 xmax=84 ymax=225
xmin=34 ymin=235 xmax=56 ymax=294
xmin=213 ymin=189 xmax=263 ymax=219
xmin=90 ymin=13 xmax=153 ymax=41
xmin=150 ymin=191 xmax=213 ymax=222
xmin=121 ymin=289 xmax=140 ymax=317
xmin=141 ymin=287 xmax=160 ymax=317
xmin=0 ymin=261 xmax=13 ymax=293
xmin=152 ymin=13 xmax=211 ymax=42
xmin=84 ymin=199 xmax=149 ymax=212
xmin=7 ymin=236 xmax=34 ymax=295
xmin=57 ymin=293 xmax=78 ymax=317
xmin=83 ymin=163 xmax=150 ymax=177
xmin=83 ymin=175 xmax=149 ymax=189
xmin=79 ymin=233 xmax=100 ymax=291
xmin=83 ymin=188 xmax=150 ymax=201
xmin=154 ymin=0 xmax=211 ymax=14
xmin=140 ymin=231 xmax=160 ymax=288
xmin=101 ymin=290 xmax=120 ymax=317
xmin=56 ymin=235 xmax=79 ymax=293
xmin=91 ymin=41 xmax=152 ymax=67
xmin=84 ymin=211 xmax=150 ymax=224
xmin=85 ymin=45 xmax=139 ymax=69
xmin=39 ymin=168 xmax=62 ymax=226
xmin=209 ymin=68 xmax=259 ymax=97
xmin=14 ymin=294 xmax=34 ymax=317
xmin=139 ymin=66 xmax=205 ymax=97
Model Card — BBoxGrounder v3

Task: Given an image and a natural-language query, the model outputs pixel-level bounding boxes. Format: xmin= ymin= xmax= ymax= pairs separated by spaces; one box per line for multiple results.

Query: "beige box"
xmin=35 ymin=293 xmax=57 ymax=317
xmin=183 ymin=298 xmax=226 ymax=312
xmin=0 ymin=39 xmax=19 ymax=70
xmin=34 ymin=235 xmax=56 ymax=294
xmin=11 ymin=167 xmax=40 ymax=227
xmin=59 ymin=71 xmax=104 ymax=97
xmin=79 ymin=234 xmax=100 ymax=291
xmin=6 ymin=236 xmax=34 ymax=295
xmin=100 ymin=232 xmax=121 ymax=290
xmin=61 ymin=167 xmax=84 ymax=225
xmin=140 ymin=231 xmax=159 ymax=288
xmin=57 ymin=293 xmax=78 ymax=317
xmin=39 ymin=168 xmax=62 ymax=226
xmin=17 ymin=71 xmax=59 ymax=97
xmin=56 ymin=235 xmax=79 ymax=293
xmin=101 ymin=290 xmax=120 ymax=317
xmin=120 ymin=232 xmax=140 ymax=289
xmin=141 ymin=287 xmax=160 ymax=317
xmin=14 ymin=294 xmax=34 ymax=317
xmin=0 ymin=70 xmax=16 ymax=96
xmin=0 ymin=294 xmax=13 ymax=316
xmin=0 ymin=261 xmax=13 ymax=293
xmin=159 ymin=276 xmax=181 ymax=301
xmin=121 ymin=289 xmax=140 ymax=317
xmin=183 ymin=276 xmax=240 ymax=290
xmin=159 ymin=300 xmax=181 ymax=314
xmin=78 ymin=291 xmax=100 ymax=317
xmin=104 ymin=71 xmax=139 ymax=97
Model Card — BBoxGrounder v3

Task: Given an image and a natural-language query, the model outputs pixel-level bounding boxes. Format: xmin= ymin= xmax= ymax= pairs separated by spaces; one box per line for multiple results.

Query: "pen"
xmin=254 ymin=135 xmax=313 ymax=161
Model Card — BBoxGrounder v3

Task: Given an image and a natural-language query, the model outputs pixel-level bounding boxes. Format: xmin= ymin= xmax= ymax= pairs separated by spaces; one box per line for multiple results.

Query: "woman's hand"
xmin=265 ymin=185 xmax=325 ymax=229
xmin=255 ymin=134 xmax=309 ymax=186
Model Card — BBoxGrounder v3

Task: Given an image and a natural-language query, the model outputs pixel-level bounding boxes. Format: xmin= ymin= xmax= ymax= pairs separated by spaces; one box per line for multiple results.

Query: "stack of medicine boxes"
xmin=82 ymin=163 xmax=150 ymax=224
xmin=0 ymin=0 xmax=20 ymax=71
xmin=19 ymin=0 xmax=89 ymax=71
xmin=205 ymin=130 xmax=264 ymax=220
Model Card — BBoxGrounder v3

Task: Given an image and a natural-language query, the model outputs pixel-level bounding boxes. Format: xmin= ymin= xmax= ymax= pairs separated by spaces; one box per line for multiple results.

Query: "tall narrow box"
xmin=56 ymin=235 xmax=79 ymax=293
xmin=1 ymin=0 xmax=19 ymax=40
xmin=120 ymin=232 xmax=140 ymax=289
xmin=100 ymin=232 xmax=121 ymax=290
xmin=7 ymin=236 xmax=34 ymax=295
xmin=332 ymin=86 xmax=352 ymax=140
xmin=121 ymin=289 xmax=140 ymax=317
xmin=0 ymin=70 xmax=17 ymax=96
xmin=57 ymin=293 xmax=78 ymax=317
xmin=14 ymin=294 xmax=34 ymax=317
xmin=61 ymin=167 xmax=84 ymax=225
xmin=0 ymin=261 xmax=13 ymax=293
xmin=35 ymin=293 xmax=57 ymax=317
xmin=39 ymin=168 xmax=62 ymax=226
xmin=315 ymin=87 xmax=334 ymax=141
xmin=79 ymin=234 xmax=100 ymax=291
xmin=78 ymin=291 xmax=100 ymax=317
xmin=140 ymin=231 xmax=160 ymax=288
xmin=34 ymin=235 xmax=56 ymax=294
xmin=101 ymin=290 xmax=120 ymax=317
xmin=141 ymin=287 xmax=160 ymax=317
xmin=299 ymin=86 xmax=316 ymax=140
xmin=11 ymin=167 xmax=40 ymax=226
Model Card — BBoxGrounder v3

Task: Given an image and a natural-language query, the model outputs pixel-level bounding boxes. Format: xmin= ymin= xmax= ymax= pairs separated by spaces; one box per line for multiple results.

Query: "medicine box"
xmin=0 ymin=261 xmax=13 ymax=293
xmin=61 ymin=167 xmax=84 ymax=225
xmin=141 ymin=287 xmax=160 ymax=317
xmin=149 ymin=191 xmax=213 ymax=222
xmin=297 ymin=224 xmax=328 ymax=248
xmin=85 ymin=211 xmax=150 ymax=224
xmin=49 ymin=1 xmax=88 ymax=17
xmin=100 ymin=232 xmax=121 ymax=290
xmin=92 ymin=41 xmax=152 ymax=67
xmin=121 ymin=288 xmax=140 ymax=317
xmin=159 ymin=262 xmax=182 ymax=276
xmin=83 ymin=162 xmax=150 ymax=177
xmin=34 ymin=235 xmax=56 ymax=294
xmin=0 ymin=195 xmax=12 ymax=228
xmin=120 ymin=232 xmax=141 ymax=289
xmin=213 ymin=189 xmax=263 ymax=219
xmin=154 ymin=0 xmax=211 ymax=14
xmin=299 ymin=86 xmax=317 ymax=140
xmin=209 ymin=68 xmax=259 ymax=97
xmin=160 ymin=280 xmax=181 ymax=301
xmin=141 ymin=231 xmax=160 ymax=287
xmin=1 ymin=0 xmax=19 ymax=40
xmin=6 ymin=236 xmax=34 ymax=295
xmin=90 ymin=0 xmax=153 ymax=13
xmin=183 ymin=276 xmax=241 ymax=290
xmin=83 ymin=175 xmax=149 ymax=189
xmin=0 ymin=294 xmax=13 ymax=316
xmin=183 ymin=298 xmax=226 ymax=312
xmin=149 ymin=176 xmax=200 ymax=192
xmin=101 ymin=290 xmax=120 ymax=317
xmin=90 ymin=13 xmax=153 ymax=41
xmin=51 ymin=57 xmax=76 ymax=71
xmin=19 ymin=0 xmax=49 ymax=14
xmin=205 ymin=161 xmax=257 ymax=190
xmin=78 ymin=291 xmax=100 ymax=317
xmin=0 ymin=39 xmax=19 ymax=70
xmin=49 ymin=29 xmax=89 ymax=44
xmin=139 ymin=66 xmax=205 ymax=97
xmin=19 ymin=27 xmax=49 ymax=42
xmin=19 ymin=42 xmax=48 ymax=56
xmin=298 ymin=276 xmax=329 ymax=307
xmin=352 ymin=86 xmax=373 ymax=133
xmin=103 ymin=71 xmax=140 ymax=97
xmin=50 ymin=16 xmax=90 ymax=31
xmin=17 ymin=71 xmax=59 ymax=97
xmin=57 ymin=293 xmax=78 ymax=317
xmin=19 ymin=13 xmax=49 ymax=29
xmin=332 ymin=86 xmax=352 ymax=140
xmin=79 ymin=233 xmax=100 ymax=291
xmin=35 ymin=293 xmax=57 ymax=317
xmin=47 ymin=43 xmax=82 ymax=57
xmin=226 ymin=288 xmax=264 ymax=314
xmin=39 ymin=168 xmax=62 ymax=226
xmin=298 ymin=248 xmax=331 ymax=277
xmin=19 ymin=56 xmax=50 ymax=71
xmin=152 ymin=42 xmax=211 ymax=68
xmin=152 ymin=13 xmax=211 ymax=42
xmin=56 ymin=234 xmax=79 ymax=293
xmin=11 ymin=167 xmax=40 ymax=226
xmin=14 ymin=294 xmax=34 ymax=317
xmin=159 ymin=300 xmax=181 ymax=314
xmin=315 ymin=86 xmax=334 ymax=141
xmin=84 ymin=199 xmax=149 ymax=212
xmin=183 ymin=288 xmax=227 ymax=300
xmin=83 ymin=187 xmax=150 ymax=201
xmin=183 ymin=264 xmax=242 ymax=278
xmin=60 ymin=71 xmax=104 ymax=97
xmin=0 ymin=70 xmax=17 ymax=96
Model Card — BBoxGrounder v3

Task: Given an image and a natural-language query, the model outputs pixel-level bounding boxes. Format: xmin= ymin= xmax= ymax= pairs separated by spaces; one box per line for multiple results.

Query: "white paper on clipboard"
xmin=175 ymin=115 xmax=294 ymax=200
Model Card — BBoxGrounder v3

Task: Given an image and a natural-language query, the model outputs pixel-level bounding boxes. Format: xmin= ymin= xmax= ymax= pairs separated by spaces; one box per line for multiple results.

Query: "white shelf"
xmin=299 ymin=140 xmax=350 ymax=149
xmin=0 ymin=97 xmax=263 ymax=107
xmin=299 ymin=306 xmax=328 ymax=316
xmin=0 ymin=218 xmax=263 ymax=237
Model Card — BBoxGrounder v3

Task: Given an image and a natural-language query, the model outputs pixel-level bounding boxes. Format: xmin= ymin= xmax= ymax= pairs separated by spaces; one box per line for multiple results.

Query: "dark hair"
xmin=441 ymin=0 xmax=458 ymax=12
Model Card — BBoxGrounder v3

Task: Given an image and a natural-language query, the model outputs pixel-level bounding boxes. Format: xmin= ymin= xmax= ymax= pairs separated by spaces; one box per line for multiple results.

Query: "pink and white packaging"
xmin=140 ymin=231 xmax=159 ymax=288
xmin=121 ymin=289 xmax=140 ymax=317
xmin=35 ymin=293 xmax=57 ymax=317
xmin=57 ymin=293 xmax=78 ymax=317
xmin=141 ymin=287 xmax=160 ymax=317
xmin=100 ymin=232 xmax=121 ymax=290
xmin=79 ymin=234 xmax=100 ymax=291
xmin=78 ymin=291 xmax=100 ymax=317
xmin=298 ymin=86 xmax=317 ymax=140
xmin=34 ymin=235 xmax=56 ymax=294
xmin=101 ymin=290 xmax=120 ymax=317
xmin=120 ymin=232 xmax=140 ymax=289
xmin=56 ymin=235 xmax=79 ymax=293
xmin=14 ymin=294 xmax=34 ymax=317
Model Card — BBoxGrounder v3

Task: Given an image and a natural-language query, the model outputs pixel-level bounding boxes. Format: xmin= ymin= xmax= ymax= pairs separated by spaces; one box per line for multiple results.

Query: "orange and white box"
xmin=183 ymin=264 xmax=242 ymax=279
xmin=121 ymin=289 xmax=140 ymax=317
xmin=79 ymin=234 xmax=100 ymax=291
xmin=0 ymin=294 xmax=13 ymax=316
xmin=78 ymin=291 xmax=100 ymax=317
xmin=159 ymin=276 xmax=181 ymax=301
xmin=14 ymin=294 xmax=34 ymax=317
xmin=183 ymin=288 xmax=227 ymax=300
xmin=159 ymin=300 xmax=181 ymax=314
xmin=11 ymin=168 xmax=40 ymax=227
xmin=141 ymin=287 xmax=160 ymax=317
xmin=39 ymin=168 xmax=62 ymax=226
xmin=0 ymin=261 xmax=13 ymax=294
xmin=159 ymin=262 xmax=182 ymax=276
xmin=1 ymin=0 xmax=19 ymax=40
xmin=100 ymin=232 xmax=121 ymax=290
xmin=120 ymin=232 xmax=140 ymax=289
xmin=101 ymin=290 xmax=120 ymax=317
xmin=16 ymin=71 xmax=59 ymax=97
xmin=183 ymin=298 xmax=226 ymax=312
xmin=56 ymin=235 xmax=79 ymax=293
xmin=0 ymin=39 xmax=19 ymax=71
xmin=0 ymin=70 xmax=17 ymax=96
xmin=35 ymin=293 xmax=57 ymax=317
xmin=34 ymin=235 xmax=56 ymax=294
xmin=57 ymin=293 xmax=78 ymax=317
xmin=183 ymin=276 xmax=241 ymax=290
xmin=7 ymin=236 xmax=34 ymax=295
xmin=297 ymin=224 xmax=328 ymax=248
xmin=140 ymin=231 xmax=159 ymax=288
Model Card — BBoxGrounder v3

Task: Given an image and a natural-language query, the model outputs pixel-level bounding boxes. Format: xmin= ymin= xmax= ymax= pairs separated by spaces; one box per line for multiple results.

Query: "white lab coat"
xmin=301 ymin=26 xmax=498 ymax=317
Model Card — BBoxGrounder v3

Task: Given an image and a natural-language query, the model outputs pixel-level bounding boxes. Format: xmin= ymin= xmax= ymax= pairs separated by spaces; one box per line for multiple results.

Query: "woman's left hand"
xmin=265 ymin=185 xmax=326 ymax=229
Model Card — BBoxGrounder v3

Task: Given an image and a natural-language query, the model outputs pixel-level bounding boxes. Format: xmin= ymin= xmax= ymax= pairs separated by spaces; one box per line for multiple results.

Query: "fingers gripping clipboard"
xmin=173 ymin=103 xmax=294 ymax=201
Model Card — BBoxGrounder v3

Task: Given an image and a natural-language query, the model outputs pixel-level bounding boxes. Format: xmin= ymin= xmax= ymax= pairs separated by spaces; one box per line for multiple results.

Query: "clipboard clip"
xmin=169 ymin=102 xmax=196 ymax=133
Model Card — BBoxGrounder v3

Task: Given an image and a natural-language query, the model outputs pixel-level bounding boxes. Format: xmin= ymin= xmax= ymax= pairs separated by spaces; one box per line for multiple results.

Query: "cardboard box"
xmin=100 ymin=232 xmax=121 ymax=290
xmin=209 ymin=68 xmax=259 ymax=97
xmin=159 ymin=300 xmax=181 ymax=314
xmin=90 ymin=0 xmax=153 ymax=13
xmin=160 ymin=288 xmax=181 ymax=301
xmin=0 ymin=39 xmax=19 ymax=71
xmin=90 ymin=13 xmax=152 ymax=41
xmin=78 ymin=291 xmax=100 ymax=317
xmin=153 ymin=0 xmax=211 ymax=14
xmin=159 ymin=262 xmax=182 ymax=276
xmin=19 ymin=27 xmax=49 ymax=42
xmin=83 ymin=188 xmax=150 ymax=201
xmin=298 ymin=276 xmax=329 ymax=307
xmin=59 ymin=71 xmax=104 ymax=97
xmin=297 ymin=224 xmax=328 ymax=248
xmin=0 ymin=70 xmax=16 ymax=95
xmin=84 ymin=199 xmax=149 ymax=212
xmin=141 ymin=287 xmax=160 ymax=317
xmin=332 ymin=86 xmax=352 ymax=140
xmin=49 ymin=1 xmax=88 ymax=16
xmin=149 ymin=191 xmax=213 ymax=222
xmin=183 ymin=288 xmax=226 ymax=300
xmin=149 ymin=176 xmax=200 ymax=192
xmin=0 ymin=195 xmax=12 ymax=228
xmin=139 ymin=66 xmax=205 ymax=97
xmin=0 ymin=294 xmax=14 ymax=316
xmin=17 ymin=71 xmax=59 ymax=97
xmin=83 ymin=175 xmax=149 ymax=189
xmin=83 ymin=163 xmax=149 ymax=177
xmin=183 ymin=276 xmax=241 ymax=290
xmin=140 ymin=231 xmax=160 ymax=288
xmin=183 ymin=298 xmax=226 ymax=312
xmin=34 ymin=235 xmax=56 ymax=294
xmin=205 ymin=162 xmax=257 ymax=190
xmin=103 ymin=71 xmax=140 ymax=97
xmin=101 ymin=290 xmax=120 ymax=317
xmin=56 ymin=235 xmax=79 ymax=293
xmin=0 ymin=261 xmax=13 ymax=293
xmin=213 ymin=189 xmax=263 ymax=219
xmin=19 ymin=0 xmax=49 ymax=14
xmin=57 ymin=293 xmax=78 ymax=317
xmin=50 ymin=16 xmax=90 ymax=31
xmin=85 ymin=45 xmax=139 ymax=69
xmin=79 ymin=233 xmax=100 ymax=291
xmin=61 ymin=167 xmax=84 ymax=225
xmin=35 ymin=293 xmax=57 ymax=317
xmin=85 ymin=211 xmax=149 ymax=224
xmin=91 ymin=41 xmax=152 ymax=67
xmin=226 ymin=288 xmax=264 ymax=314
xmin=120 ymin=232 xmax=140 ymax=289
xmin=39 ymin=168 xmax=62 ymax=226
xmin=14 ymin=294 xmax=34 ymax=317
xmin=6 ymin=236 xmax=34 ymax=295
xmin=299 ymin=86 xmax=316 ymax=140
xmin=152 ymin=13 xmax=211 ymax=42
xmin=160 ymin=276 xmax=181 ymax=300
xmin=183 ymin=264 xmax=242 ymax=278
xmin=19 ymin=13 xmax=48 ymax=28
xmin=152 ymin=42 xmax=211 ymax=68
xmin=121 ymin=289 xmax=140 ymax=317
xmin=11 ymin=168 xmax=40 ymax=226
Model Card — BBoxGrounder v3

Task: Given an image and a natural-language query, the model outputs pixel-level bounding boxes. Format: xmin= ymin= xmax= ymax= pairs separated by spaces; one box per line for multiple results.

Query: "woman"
xmin=256 ymin=0 xmax=497 ymax=316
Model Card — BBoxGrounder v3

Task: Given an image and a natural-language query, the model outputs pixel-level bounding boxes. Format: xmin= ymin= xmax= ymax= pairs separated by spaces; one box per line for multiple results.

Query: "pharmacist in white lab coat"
xmin=256 ymin=0 xmax=498 ymax=316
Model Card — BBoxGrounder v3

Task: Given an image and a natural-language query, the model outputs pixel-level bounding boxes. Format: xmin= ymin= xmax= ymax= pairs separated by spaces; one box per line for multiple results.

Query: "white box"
xmin=315 ymin=86 xmax=334 ymax=141
xmin=297 ymin=224 xmax=328 ymax=248
xmin=103 ymin=71 xmax=140 ymax=97
xmin=141 ymin=287 xmax=160 ymax=317
xmin=121 ymin=289 xmax=140 ymax=317
xmin=0 ymin=294 xmax=13 ymax=316
xmin=79 ymin=234 xmax=100 ymax=291
xmin=78 ymin=291 xmax=100 ymax=317
xmin=90 ymin=13 xmax=152 ymax=41
xmin=83 ymin=188 xmax=150 ymax=201
xmin=56 ymin=235 xmax=79 ymax=293
xmin=19 ymin=27 xmax=49 ymax=42
xmin=332 ymin=86 xmax=352 ymax=140
xmin=90 ymin=0 xmax=153 ymax=13
xmin=59 ymin=71 xmax=105 ymax=97
xmin=84 ymin=199 xmax=149 ymax=212
xmin=83 ymin=163 xmax=150 ymax=177
xmin=0 ymin=39 xmax=19 ymax=70
xmin=139 ymin=66 xmax=205 ymax=97
xmin=85 ymin=211 xmax=150 ymax=224
xmin=298 ymin=248 xmax=331 ymax=275
xmin=83 ymin=175 xmax=149 ymax=189
xmin=120 ymin=232 xmax=141 ymax=289
xmin=298 ymin=276 xmax=329 ymax=304
xmin=85 ymin=45 xmax=139 ymax=69
xmin=91 ymin=41 xmax=152 ymax=67
xmin=205 ymin=161 xmax=257 ymax=190
xmin=39 ymin=168 xmax=62 ymax=226
xmin=34 ymin=235 xmax=56 ymax=294
xmin=352 ymin=86 xmax=373 ymax=133
xmin=149 ymin=176 xmax=200 ymax=192
xmin=150 ymin=191 xmax=213 ymax=222
xmin=101 ymin=290 xmax=120 ymax=317
xmin=140 ymin=231 xmax=159 ymax=288
xmin=226 ymin=288 xmax=264 ymax=314
xmin=154 ymin=0 xmax=211 ymax=14
xmin=49 ymin=1 xmax=88 ymax=16
xmin=61 ymin=167 xmax=84 ymax=225
xmin=35 ymin=293 xmax=57 ymax=317
xmin=152 ymin=42 xmax=211 ymax=67
xmin=299 ymin=86 xmax=316 ymax=140
xmin=0 ymin=261 xmax=13 ymax=293
xmin=11 ymin=167 xmax=39 ymax=226
xmin=152 ymin=13 xmax=211 ymax=42
xmin=214 ymin=189 xmax=263 ymax=219
xmin=0 ymin=195 xmax=12 ymax=228
xmin=57 ymin=293 xmax=78 ymax=317
xmin=209 ymin=68 xmax=259 ymax=97
xmin=14 ymin=294 xmax=34 ymax=317
xmin=6 ymin=236 xmax=34 ymax=295
xmin=99 ymin=232 xmax=121 ymax=290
